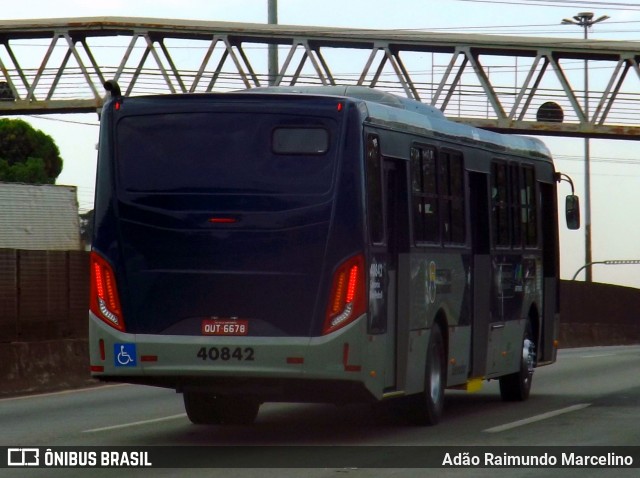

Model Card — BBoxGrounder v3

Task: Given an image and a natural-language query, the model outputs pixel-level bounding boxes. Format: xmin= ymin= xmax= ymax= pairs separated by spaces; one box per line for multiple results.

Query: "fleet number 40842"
xmin=196 ymin=347 xmax=255 ymax=361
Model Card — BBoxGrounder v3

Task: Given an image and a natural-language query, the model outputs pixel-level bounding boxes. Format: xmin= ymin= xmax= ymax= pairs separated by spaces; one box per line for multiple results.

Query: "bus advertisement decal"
xmin=201 ymin=319 xmax=249 ymax=336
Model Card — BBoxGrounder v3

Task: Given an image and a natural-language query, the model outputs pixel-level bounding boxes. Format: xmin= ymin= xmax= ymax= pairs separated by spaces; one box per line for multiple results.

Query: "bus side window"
xmin=410 ymin=145 xmax=439 ymax=244
xmin=366 ymin=134 xmax=384 ymax=244
xmin=510 ymin=164 xmax=522 ymax=248
xmin=441 ymin=151 xmax=465 ymax=245
xmin=521 ymin=166 xmax=538 ymax=247
xmin=491 ymin=162 xmax=510 ymax=247
xmin=410 ymin=147 xmax=425 ymax=242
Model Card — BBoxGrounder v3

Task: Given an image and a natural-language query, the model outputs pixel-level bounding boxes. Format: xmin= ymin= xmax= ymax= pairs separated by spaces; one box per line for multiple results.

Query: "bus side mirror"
xmin=565 ymin=195 xmax=580 ymax=230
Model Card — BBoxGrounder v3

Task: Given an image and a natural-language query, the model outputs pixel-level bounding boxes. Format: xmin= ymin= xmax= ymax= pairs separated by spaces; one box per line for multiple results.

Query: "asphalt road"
xmin=2 ymin=345 xmax=639 ymax=477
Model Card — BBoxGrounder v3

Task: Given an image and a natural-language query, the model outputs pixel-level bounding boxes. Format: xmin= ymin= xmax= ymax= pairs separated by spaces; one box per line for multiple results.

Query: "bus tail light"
xmin=323 ymin=254 xmax=366 ymax=335
xmin=90 ymin=251 xmax=125 ymax=332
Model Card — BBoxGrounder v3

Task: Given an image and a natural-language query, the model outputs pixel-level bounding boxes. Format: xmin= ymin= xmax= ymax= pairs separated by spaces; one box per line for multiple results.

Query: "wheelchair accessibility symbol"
xmin=114 ymin=343 xmax=137 ymax=367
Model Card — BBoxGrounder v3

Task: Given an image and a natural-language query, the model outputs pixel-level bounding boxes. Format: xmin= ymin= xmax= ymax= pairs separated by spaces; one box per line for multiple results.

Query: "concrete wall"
xmin=0 ymin=249 xmax=639 ymax=398
xmin=0 ymin=249 xmax=93 ymax=396
xmin=0 ymin=339 xmax=90 ymax=396
xmin=558 ymin=280 xmax=640 ymax=348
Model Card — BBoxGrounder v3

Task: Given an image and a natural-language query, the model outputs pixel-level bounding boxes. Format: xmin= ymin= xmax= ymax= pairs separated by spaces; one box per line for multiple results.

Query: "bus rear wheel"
xmin=409 ymin=324 xmax=446 ymax=425
xmin=183 ymin=392 xmax=222 ymax=425
xmin=499 ymin=321 xmax=535 ymax=401
xmin=184 ymin=392 xmax=260 ymax=425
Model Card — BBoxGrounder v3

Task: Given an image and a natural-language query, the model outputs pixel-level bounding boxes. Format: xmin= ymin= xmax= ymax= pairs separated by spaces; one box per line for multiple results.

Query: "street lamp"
xmin=572 ymin=260 xmax=640 ymax=281
xmin=561 ymin=12 xmax=609 ymax=283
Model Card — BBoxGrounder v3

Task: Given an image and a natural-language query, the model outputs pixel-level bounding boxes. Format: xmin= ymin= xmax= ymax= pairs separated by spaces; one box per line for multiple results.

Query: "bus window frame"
xmin=439 ymin=148 xmax=466 ymax=247
xmin=410 ymin=143 xmax=440 ymax=247
xmin=491 ymin=160 xmax=511 ymax=250
xmin=490 ymin=159 xmax=541 ymax=251
xmin=271 ymin=126 xmax=331 ymax=155
xmin=509 ymin=163 xmax=523 ymax=249
xmin=410 ymin=143 xmax=469 ymax=250
xmin=366 ymin=133 xmax=385 ymax=246
xmin=521 ymin=164 xmax=540 ymax=250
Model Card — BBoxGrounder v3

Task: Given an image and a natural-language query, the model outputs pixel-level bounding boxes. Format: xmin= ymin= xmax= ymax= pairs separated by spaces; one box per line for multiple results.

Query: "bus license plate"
xmin=201 ymin=319 xmax=248 ymax=336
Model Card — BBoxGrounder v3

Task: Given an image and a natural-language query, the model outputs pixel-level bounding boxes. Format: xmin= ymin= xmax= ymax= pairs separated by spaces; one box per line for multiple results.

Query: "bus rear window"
xmin=273 ymin=128 xmax=329 ymax=154
xmin=116 ymin=113 xmax=336 ymax=195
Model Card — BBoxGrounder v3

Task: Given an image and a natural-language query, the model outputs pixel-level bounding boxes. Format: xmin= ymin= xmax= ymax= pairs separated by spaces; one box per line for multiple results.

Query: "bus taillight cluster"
xmin=323 ymin=253 xmax=367 ymax=335
xmin=90 ymin=251 xmax=125 ymax=332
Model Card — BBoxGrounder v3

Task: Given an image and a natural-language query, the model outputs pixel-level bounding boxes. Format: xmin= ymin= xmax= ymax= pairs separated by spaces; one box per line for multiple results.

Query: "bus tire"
xmin=183 ymin=392 xmax=223 ymax=425
xmin=499 ymin=321 xmax=535 ymax=401
xmin=410 ymin=324 xmax=446 ymax=425
xmin=184 ymin=393 xmax=260 ymax=425
xmin=216 ymin=396 xmax=260 ymax=425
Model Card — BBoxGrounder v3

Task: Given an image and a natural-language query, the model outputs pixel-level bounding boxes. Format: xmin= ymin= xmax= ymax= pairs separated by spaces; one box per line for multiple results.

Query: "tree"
xmin=79 ymin=209 xmax=94 ymax=245
xmin=0 ymin=118 xmax=63 ymax=184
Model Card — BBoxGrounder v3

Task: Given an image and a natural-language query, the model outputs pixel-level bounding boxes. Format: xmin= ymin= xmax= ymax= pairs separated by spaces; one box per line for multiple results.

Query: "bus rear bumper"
xmin=89 ymin=312 xmax=382 ymax=403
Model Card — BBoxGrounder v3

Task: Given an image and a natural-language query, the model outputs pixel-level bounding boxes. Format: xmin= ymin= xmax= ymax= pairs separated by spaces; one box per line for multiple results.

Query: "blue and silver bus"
xmin=89 ymin=84 xmax=579 ymax=425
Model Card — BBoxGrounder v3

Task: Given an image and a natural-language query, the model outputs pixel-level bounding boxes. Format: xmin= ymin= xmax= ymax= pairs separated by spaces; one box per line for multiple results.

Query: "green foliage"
xmin=79 ymin=209 xmax=94 ymax=244
xmin=0 ymin=157 xmax=50 ymax=183
xmin=0 ymin=118 xmax=63 ymax=184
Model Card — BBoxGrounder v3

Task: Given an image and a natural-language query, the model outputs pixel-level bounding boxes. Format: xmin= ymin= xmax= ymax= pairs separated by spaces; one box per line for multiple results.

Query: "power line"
xmin=452 ymin=0 xmax=640 ymax=11
xmin=555 ymin=155 xmax=640 ymax=165
xmin=511 ymin=0 xmax=640 ymax=8
xmin=29 ymin=115 xmax=99 ymax=126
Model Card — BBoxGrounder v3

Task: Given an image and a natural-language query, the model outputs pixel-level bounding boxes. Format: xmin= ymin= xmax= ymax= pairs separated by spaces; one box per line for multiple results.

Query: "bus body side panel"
xmin=309 ymin=106 xmax=368 ymax=337
xmin=370 ymin=129 xmax=476 ymax=395
xmin=405 ymin=251 xmax=472 ymax=392
xmin=486 ymin=252 xmax=542 ymax=378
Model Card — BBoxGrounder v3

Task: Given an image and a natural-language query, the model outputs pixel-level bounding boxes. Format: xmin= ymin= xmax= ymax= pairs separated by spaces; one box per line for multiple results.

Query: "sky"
xmin=2 ymin=0 xmax=640 ymax=288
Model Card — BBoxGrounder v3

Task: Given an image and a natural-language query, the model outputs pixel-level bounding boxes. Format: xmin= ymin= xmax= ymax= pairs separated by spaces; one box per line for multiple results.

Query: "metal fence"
xmin=1 ymin=18 xmax=640 ymax=138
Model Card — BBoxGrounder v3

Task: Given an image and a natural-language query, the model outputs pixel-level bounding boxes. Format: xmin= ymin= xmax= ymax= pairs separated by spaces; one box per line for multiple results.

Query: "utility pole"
xmin=561 ymin=12 xmax=609 ymax=283
xmin=268 ymin=0 xmax=279 ymax=86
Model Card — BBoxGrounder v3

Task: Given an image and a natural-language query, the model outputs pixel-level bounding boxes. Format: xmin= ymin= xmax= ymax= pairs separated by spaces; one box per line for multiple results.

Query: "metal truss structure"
xmin=1 ymin=17 xmax=640 ymax=138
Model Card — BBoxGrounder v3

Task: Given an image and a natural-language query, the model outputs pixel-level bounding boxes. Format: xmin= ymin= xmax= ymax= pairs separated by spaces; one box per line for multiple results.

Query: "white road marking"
xmin=0 ymin=384 xmax=128 ymax=403
xmin=581 ymin=353 xmax=617 ymax=358
xmin=484 ymin=403 xmax=591 ymax=433
xmin=83 ymin=413 xmax=187 ymax=433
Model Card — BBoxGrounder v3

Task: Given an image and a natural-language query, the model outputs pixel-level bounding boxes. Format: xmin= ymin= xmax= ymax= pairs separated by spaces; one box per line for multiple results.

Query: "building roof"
xmin=0 ymin=182 xmax=81 ymax=250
